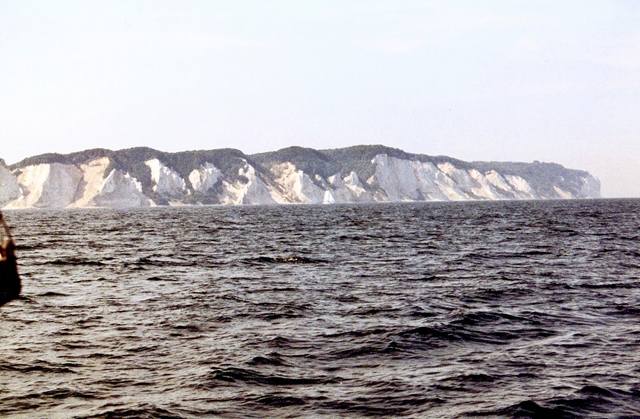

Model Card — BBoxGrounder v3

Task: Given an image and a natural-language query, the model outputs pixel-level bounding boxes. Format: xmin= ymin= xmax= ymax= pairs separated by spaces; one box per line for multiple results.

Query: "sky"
xmin=1 ymin=1 xmax=639 ymax=197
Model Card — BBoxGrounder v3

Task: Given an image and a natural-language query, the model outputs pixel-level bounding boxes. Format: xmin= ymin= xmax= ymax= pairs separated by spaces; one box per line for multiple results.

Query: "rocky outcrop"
xmin=0 ymin=145 xmax=600 ymax=208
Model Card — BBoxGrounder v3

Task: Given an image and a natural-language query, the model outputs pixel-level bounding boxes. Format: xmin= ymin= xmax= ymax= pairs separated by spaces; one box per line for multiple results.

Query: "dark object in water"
xmin=0 ymin=211 xmax=20 ymax=306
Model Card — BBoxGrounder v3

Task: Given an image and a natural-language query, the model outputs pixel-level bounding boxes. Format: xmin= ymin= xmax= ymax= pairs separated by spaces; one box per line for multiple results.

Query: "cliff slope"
xmin=0 ymin=145 xmax=600 ymax=208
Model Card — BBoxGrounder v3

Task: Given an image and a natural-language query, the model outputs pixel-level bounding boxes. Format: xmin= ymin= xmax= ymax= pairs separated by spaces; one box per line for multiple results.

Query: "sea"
xmin=0 ymin=199 xmax=639 ymax=419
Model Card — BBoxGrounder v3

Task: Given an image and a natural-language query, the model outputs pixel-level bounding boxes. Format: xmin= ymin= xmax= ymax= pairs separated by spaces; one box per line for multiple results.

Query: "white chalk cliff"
xmin=70 ymin=158 xmax=152 ymax=208
xmin=189 ymin=163 xmax=220 ymax=193
xmin=0 ymin=165 xmax=21 ymax=207
xmin=0 ymin=146 xmax=600 ymax=208
xmin=146 ymin=159 xmax=186 ymax=199
xmin=272 ymin=163 xmax=325 ymax=204
xmin=220 ymin=160 xmax=279 ymax=205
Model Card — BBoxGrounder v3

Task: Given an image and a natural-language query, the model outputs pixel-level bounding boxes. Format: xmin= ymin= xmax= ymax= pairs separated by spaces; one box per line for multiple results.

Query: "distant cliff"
xmin=0 ymin=145 xmax=600 ymax=208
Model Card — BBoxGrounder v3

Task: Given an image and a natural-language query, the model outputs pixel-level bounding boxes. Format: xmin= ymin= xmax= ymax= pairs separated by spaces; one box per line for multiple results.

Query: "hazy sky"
xmin=1 ymin=1 xmax=639 ymax=197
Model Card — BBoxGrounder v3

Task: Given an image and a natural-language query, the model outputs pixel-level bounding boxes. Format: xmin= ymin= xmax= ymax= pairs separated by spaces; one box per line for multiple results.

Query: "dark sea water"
xmin=1 ymin=199 xmax=639 ymax=418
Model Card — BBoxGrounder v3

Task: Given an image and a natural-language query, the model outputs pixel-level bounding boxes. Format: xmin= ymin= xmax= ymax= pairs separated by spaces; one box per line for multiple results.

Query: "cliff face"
xmin=0 ymin=145 xmax=600 ymax=208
